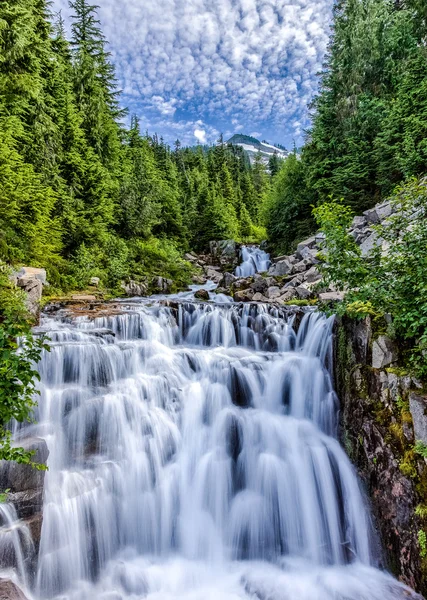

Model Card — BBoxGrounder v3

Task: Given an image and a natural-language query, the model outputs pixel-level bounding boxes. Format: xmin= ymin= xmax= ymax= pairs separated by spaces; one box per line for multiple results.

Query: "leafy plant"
xmin=418 ymin=530 xmax=427 ymax=559
xmin=313 ymin=179 xmax=427 ymax=378
xmin=0 ymin=263 xmax=49 ymax=466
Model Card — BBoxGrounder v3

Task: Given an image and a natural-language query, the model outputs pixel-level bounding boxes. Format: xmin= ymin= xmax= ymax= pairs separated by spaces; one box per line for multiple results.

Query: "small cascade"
xmin=0 ymin=504 xmax=34 ymax=590
xmin=0 ymin=301 xmax=422 ymax=600
xmin=235 ymin=246 xmax=271 ymax=277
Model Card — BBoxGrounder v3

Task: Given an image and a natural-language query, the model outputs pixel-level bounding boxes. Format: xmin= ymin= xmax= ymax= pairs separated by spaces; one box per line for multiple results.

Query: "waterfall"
xmin=0 ymin=300 xmax=422 ymax=600
xmin=235 ymin=246 xmax=271 ymax=277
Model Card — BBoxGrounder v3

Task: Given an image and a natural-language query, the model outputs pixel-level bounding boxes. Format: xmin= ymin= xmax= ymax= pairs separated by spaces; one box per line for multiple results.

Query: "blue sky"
xmin=52 ymin=0 xmax=334 ymax=148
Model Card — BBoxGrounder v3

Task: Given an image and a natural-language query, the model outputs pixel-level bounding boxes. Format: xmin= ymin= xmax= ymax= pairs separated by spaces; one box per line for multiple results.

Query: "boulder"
xmin=194 ymin=289 xmax=210 ymax=301
xmin=292 ymin=260 xmax=309 ymax=274
xmin=209 ymin=240 xmax=239 ymax=268
xmin=234 ymin=289 xmax=255 ymax=302
xmin=296 ymin=236 xmax=316 ymax=258
xmin=192 ymin=275 xmax=206 ymax=285
xmin=184 ymin=252 xmax=198 ymax=262
xmin=233 ymin=278 xmax=251 ymax=291
xmin=250 ymin=275 xmax=268 ymax=294
xmin=295 ymin=286 xmax=312 ymax=300
xmin=0 ymin=579 xmax=29 ymax=600
xmin=204 ymin=268 xmax=223 ymax=284
xmin=0 ymin=438 xmax=49 ymax=494
xmin=375 ymin=201 xmax=393 ymax=221
xmin=282 ymin=275 xmax=304 ymax=289
xmin=299 ymin=246 xmax=319 ymax=263
xmin=304 ymin=266 xmax=322 ymax=283
xmin=252 ymin=292 xmax=269 ymax=302
xmin=121 ymin=280 xmax=147 ymax=297
xmin=315 ymin=232 xmax=326 ymax=247
xmin=277 ymin=290 xmax=298 ymax=303
xmin=363 ymin=207 xmax=381 ymax=224
xmin=360 ymin=232 xmax=383 ymax=257
xmin=351 ymin=216 xmax=367 ymax=230
xmin=151 ymin=277 xmax=173 ymax=293
xmin=17 ymin=277 xmax=43 ymax=315
xmin=372 ymin=335 xmax=398 ymax=369
xmin=318 ymin=291 xmax=345 ymax=302
xmin=89 ymin=277 xmax=100 ymax=286
xmin=219 ymin=272 xmax=236 ymax=289
xmin=409 ymin=392 xmax=427 ymax=445
xmin=265 ymin=286 xmax=281 ymax=299
xmin=268 ymin=259 xmax=293 ymax=277
xmin=16 ymin=267 xmax=47 ymax=285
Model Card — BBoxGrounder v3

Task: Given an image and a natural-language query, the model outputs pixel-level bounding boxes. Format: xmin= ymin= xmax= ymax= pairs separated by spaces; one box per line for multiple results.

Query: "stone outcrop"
xmin=14 ymin=267 xmax=48 ymax=317
xmin=0 ymin=579 xmax=29 ymax=600
xmin=335 ymin=316 xmax=427 ymax=595
xmin=209 ymin=240 xmax=240 ymax=270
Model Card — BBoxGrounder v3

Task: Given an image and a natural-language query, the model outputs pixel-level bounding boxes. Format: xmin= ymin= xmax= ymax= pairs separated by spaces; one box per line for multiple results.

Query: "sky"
xmin=52 ymin=0 xmax=334 ymax=148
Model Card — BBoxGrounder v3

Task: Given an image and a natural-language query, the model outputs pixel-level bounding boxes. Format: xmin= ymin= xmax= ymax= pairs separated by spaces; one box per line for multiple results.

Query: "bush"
xmin=313 ymin=178 xmax=427 ymax=377
xmin=0 ymin=263 xmax=48 ymax=466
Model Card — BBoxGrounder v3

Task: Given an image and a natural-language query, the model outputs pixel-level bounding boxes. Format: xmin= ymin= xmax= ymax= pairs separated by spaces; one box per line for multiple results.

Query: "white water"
xmin=235 ymin=246 xmax=270 ymax=277
xmin=1 ymin=301 xmax=422 ymax=600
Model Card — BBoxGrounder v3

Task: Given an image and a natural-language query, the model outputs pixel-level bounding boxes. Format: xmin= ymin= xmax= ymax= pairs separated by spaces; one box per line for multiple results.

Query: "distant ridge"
xmin=227 ymin=134 xmax=289 ymax=164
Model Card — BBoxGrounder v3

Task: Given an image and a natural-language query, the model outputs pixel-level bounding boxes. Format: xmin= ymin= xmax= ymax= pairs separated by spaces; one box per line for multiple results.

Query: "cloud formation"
xmin=52 ymin=0 xmax=333 ymax=146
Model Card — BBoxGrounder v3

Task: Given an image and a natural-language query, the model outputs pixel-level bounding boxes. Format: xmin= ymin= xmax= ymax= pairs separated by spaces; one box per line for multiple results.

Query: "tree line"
xmin=266 ymin=0 xmax=427 ymax=255
xmin=0 ymin=0 xmax=273 ymax=292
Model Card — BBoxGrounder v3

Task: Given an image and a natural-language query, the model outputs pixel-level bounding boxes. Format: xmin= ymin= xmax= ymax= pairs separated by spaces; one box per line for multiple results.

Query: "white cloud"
xmin=51 ymin=0 xmax=334 ymax=145
xmin=194 ymin=128 xmax=207 ymax=143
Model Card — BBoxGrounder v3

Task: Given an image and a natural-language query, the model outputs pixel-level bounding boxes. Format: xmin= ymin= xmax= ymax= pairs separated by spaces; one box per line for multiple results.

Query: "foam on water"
xmin=0 ymin=301 xmax=421 ymax=600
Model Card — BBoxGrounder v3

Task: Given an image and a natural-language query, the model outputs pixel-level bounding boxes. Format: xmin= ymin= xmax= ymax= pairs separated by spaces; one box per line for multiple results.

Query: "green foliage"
xmin=266 ymin=154 xmax=315 ymax=254
xmin=314 ymin=178 xmax=427 ymax=377
xmin=0 ymin=263 xmax=48 ymax=466
xmin=419 ymin=530 xmax=427 ymax=559
xmin=415 ymin=441 xmax=427 ymax=460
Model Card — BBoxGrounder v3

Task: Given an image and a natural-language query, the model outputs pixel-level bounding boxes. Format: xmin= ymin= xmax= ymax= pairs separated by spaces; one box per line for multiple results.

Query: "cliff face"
xmin=335 ymin=316 xmax=427 ymax=595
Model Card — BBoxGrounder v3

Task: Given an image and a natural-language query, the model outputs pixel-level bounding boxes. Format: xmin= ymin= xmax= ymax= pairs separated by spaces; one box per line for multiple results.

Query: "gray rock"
xmin=295 ymin=286 xmax=312 ymax=300
xmin=372 ymin=335 xmax=398 ymax=369
xmin=363 ymin=208 xmax=381 ymax=224
xmin=277 ymin=290 xmax=298 ymax=302
xmin=17 ymin=277 xmax=43 ymax=315
xmin=250 ymin=275 xmax=268 ymax=294
xmin=204 ymin=268 xmax=222 ymax=284
xmin=268 ymin=259 xmax=293 ymax=277
xmin=90 ymin=277 xmax=100 ymax=286
xmin=296 ymin=236 xmax=316 ymax=258
xmin=293 ymin=260 xmax=309 ymax=274
xmin=265 ymin=286 xmax=281 ymax=299
xmin=233 ymin=278 xmax=251 ymax=291
xmin=282 ymin=276 xmax=303 ymax=289
xmin=121 ymin=280 xmax=147 ymax=297
xmin=299 ymin=246 xmax=319 ymax=263
xmin=360 ymin=232 xmax=383 ymax=257
xmin=234 ymin=289 xmax=255 ymax=302
xmin=194 ymin=289 xmax=209 ymax=301
xmin=184 ymin=252 xmax=198 ymax=262
xmin=351 ymin=216 xmax=367 ymax=230
xmin=409 ymin=392 xmax=427 ymax=445
xmin=192 ymin=275 xmax=206 ymax=285
xmin=251 ymin=292 xmax=268 ymax=302
xmin=318 ymin=291 xmax=345 ymax=302
xmin=0 ymin=579 xmax=29 ymax=600
xmin=151 ymin=277 xmax=173 ymax=293
xmin=219 ymin=272 xmax=236 ymax=289
xmin=305 ymin=266 xmax=322 ymax=283
xmin=375 ymin=201 xmax=393 ymax=221
xmin=16 ymin=267 xmax=47 ymax=285
xmin=0 ymin=438 xmax=49 ymax=494
xmin=209 ymin=240 xmax=238 ymax=268
xmin=315 ymin=232 xmax=326 ymax=246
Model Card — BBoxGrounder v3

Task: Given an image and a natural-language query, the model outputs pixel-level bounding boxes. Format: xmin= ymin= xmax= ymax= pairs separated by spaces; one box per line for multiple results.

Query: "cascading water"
xmin=0 ymin=299 xmax=422 ymax=600
xmin=235 ymin=246 xmax=271 ymax=277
